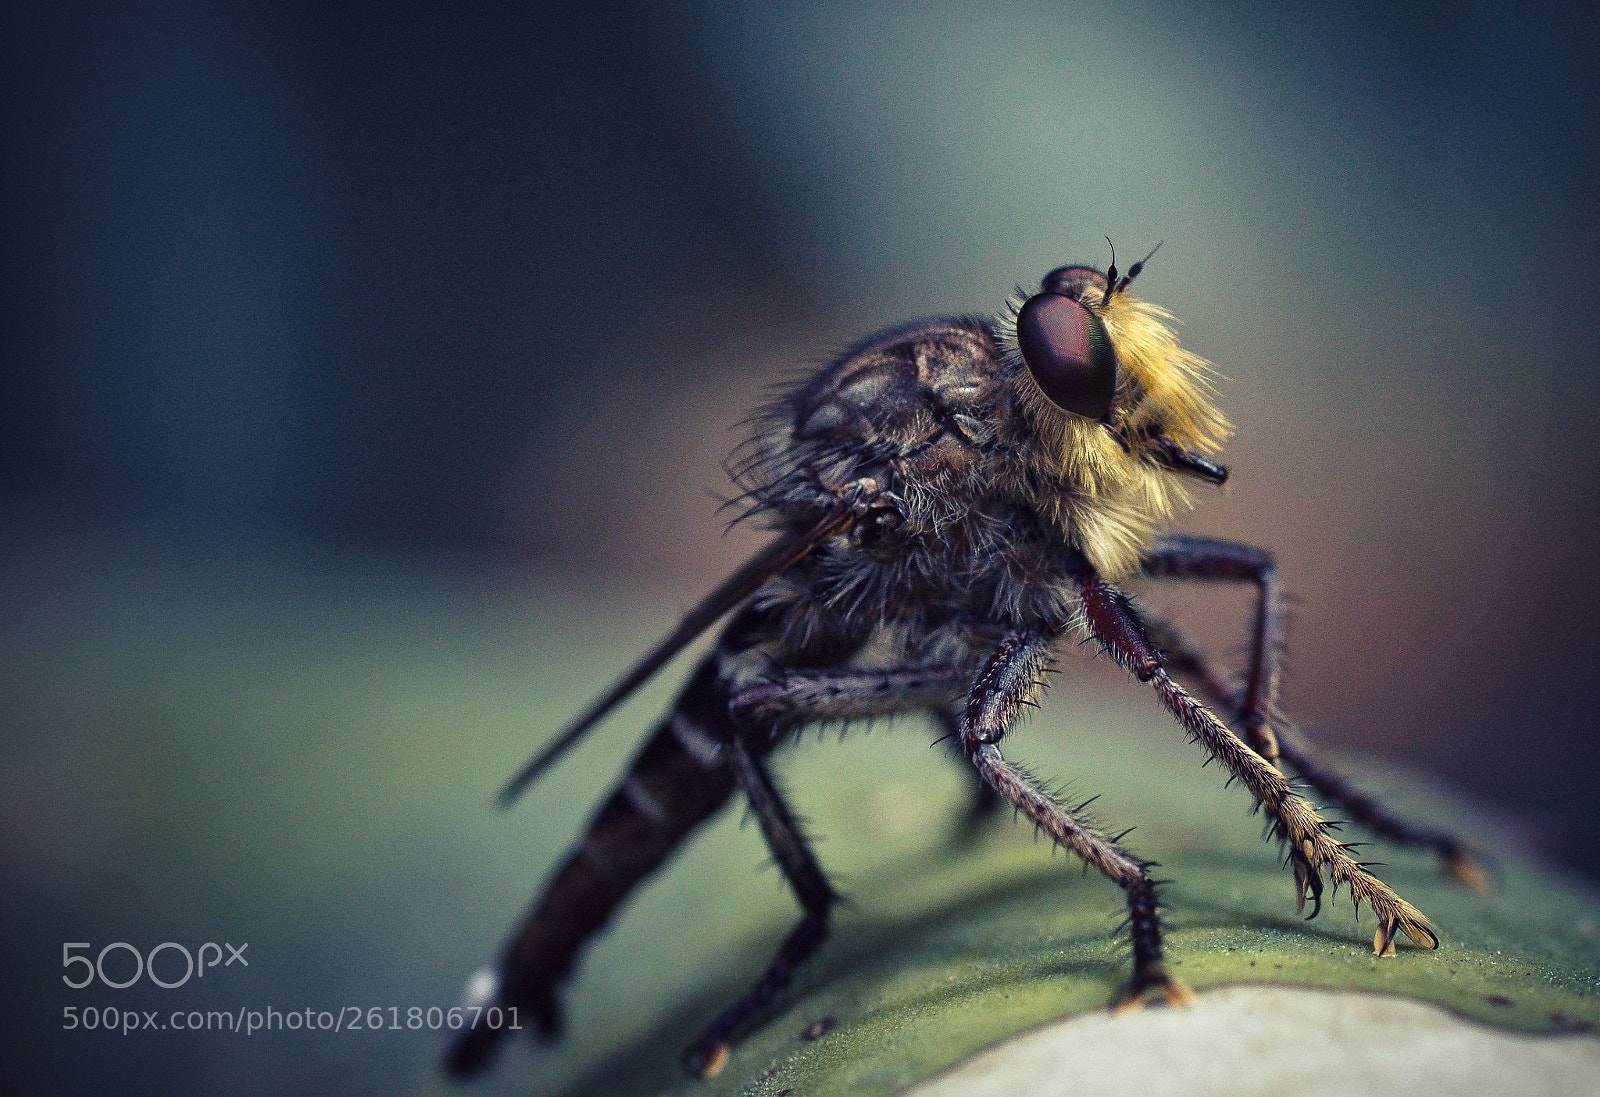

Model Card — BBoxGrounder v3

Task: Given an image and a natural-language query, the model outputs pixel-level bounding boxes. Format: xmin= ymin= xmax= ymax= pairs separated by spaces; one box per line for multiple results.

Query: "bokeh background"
xmin=4 ymin=2 xmax=1598 ymax=1094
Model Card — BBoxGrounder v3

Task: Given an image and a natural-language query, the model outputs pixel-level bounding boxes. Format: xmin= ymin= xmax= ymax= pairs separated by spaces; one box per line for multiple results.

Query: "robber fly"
xmin=446 ymin=247 xmax=1481 ymax=1081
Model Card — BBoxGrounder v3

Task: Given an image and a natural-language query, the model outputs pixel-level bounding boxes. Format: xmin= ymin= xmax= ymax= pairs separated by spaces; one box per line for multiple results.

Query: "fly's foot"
xmin=1289 ymin=839 xmax=1326 ymax=918
xmin=1371 ymin=902 xmax=1439 ymax=957
xmin=1269 ymin=792 xmax=1438 ymax=955
xmin=1112 ymin=964 xmax=1194 ymax=1014
xmin=681 ymin=1038 xmax=731 ymax=1079
xmin=1443 ymin=846 xmax=1491 ymax=893
xmin=1327 ymin=856 xmax=1438 ymax=956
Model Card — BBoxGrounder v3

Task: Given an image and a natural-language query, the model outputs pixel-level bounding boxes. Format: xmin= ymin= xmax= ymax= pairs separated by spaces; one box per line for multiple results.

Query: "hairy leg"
xmin=1076 ymin=574 xmax=1438 ymax=956
xmin=1142 ymin=534 xmax=1283 ymax=765
xmin=729 ymin=664 xmax=969 ymax=727
xmin=967 ymin=743 xmax=1189 ymax=1006
xmin=932 ymin=706 xmax=1003 ymax=842
xmin=1142 ymin=612 xmax=1486 ymax=889
xmin=732 ymin=666 xmax=1002 ymax=842
xmin=682 ymin=735 xmax=841 ymax=1078
xmin=959 ymin=625 xmax=1190 ymax=1006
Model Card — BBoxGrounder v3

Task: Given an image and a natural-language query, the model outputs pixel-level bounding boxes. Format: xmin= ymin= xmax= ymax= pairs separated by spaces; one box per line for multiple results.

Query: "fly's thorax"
xmin=732 ymin=316 xmax=1011 ymax=535
xmin=749 ymin=499 xmax=1081 ymax=657
xmin=781 ymin=318 xmax=994 ymax=426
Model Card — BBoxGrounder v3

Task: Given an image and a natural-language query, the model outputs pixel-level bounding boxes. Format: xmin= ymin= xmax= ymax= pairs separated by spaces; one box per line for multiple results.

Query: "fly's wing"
xmin=496 ymin=507 xmax=853 ymax=807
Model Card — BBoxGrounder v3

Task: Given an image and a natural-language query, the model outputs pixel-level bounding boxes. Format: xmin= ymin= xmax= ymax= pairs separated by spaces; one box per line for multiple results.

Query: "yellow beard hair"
xmin=1006 ymin=292 xmax=1232 ymax=580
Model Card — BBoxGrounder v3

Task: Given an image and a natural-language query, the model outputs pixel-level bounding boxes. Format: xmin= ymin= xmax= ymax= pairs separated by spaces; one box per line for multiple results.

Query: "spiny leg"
xmin=681 ymin=735 xmax=840 ymax=1078
xmin=933 ymin=706 xmax=1003 ymax=843
xmin=1076 ymin=573 xmax=1438 ymax=956
xmin=1276 ymin=725 xmax=1488 ymax=890
xmin=1142 ymin=535 xmax=1283 ymax=765
xmin=961 ymin=626 xmax=1191 ymax=1006
xmin=730 ymin=666 xmax=997 ymax=842
xmin=729 ymin=664 xmax=970 ymax=728
xmin=968 ymin=744 xmax=1189 ymax=1007
xmin=1142 ymin=612 xmax=1486 ymax=889
xmin=1143 ymin=536 xmax=1482 ymax=886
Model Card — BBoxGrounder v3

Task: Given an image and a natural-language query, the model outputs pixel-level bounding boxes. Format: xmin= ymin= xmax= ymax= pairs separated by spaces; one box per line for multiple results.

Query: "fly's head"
xmin=1001 ymin=249 xmax=1232 ymax=578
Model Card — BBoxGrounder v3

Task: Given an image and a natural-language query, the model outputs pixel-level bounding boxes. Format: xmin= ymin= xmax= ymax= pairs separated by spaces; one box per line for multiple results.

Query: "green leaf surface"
xmin=6 ymin=553 xmax=1594 ymax=1096
xmin=540 ymin=693 xmax=1600 ymax=1097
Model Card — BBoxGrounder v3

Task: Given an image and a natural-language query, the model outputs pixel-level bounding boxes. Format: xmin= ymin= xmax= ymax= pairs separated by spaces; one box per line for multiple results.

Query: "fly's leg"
xmin=1076 ymin=574 xmax=1438 ymax=956
xmin=961 ymin=626 xmax=1192 ymax=1008
xmin=1143 ymin=534 xmax=1483 ymax=885
xmin=729 ymin=664 xmax=970 ymax=727
xmin=1142 ymin=535 xmax=1283 ymax=765
xmin=1142 ymin=612 xmax=1488 ymax=889
xmin=678 ymin=661 xmax=966 ymax=1075
xmin=968 ymin=743 xmax=1189 ymax=1008
xmin=734 ymin=667 xmax=998 ymax=840
xmin=681 ymin=736 xmax=840 ymax=1078
xmin=1275 ymin=726 xmax=1487 ymax=889
xmin=933 ymin=706 xmax=1003 ymax=843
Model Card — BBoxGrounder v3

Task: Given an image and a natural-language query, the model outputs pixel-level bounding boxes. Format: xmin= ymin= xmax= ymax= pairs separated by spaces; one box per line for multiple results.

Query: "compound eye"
xmin=1015 ymin=292 xmax=1117 ymax=421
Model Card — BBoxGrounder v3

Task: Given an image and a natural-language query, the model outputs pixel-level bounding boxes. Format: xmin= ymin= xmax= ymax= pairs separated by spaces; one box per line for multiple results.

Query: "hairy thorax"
xmin=741 ymin=319 xmax=1082 ymax=661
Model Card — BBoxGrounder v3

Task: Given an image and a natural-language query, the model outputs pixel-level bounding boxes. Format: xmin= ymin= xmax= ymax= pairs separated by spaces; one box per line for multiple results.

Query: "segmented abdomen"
xmin=446 ymin=604 xmax=785 ymax=1077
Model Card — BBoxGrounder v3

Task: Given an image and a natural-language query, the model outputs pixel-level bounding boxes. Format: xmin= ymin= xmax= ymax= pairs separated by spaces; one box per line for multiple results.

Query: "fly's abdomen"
xmin=446 ymin=614 xmax=777 ymax=1078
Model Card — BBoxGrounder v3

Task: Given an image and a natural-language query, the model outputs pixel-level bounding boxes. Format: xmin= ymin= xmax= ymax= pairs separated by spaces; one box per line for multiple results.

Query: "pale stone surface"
xmin=903 ymin=985 xmax=1600 ymax=1097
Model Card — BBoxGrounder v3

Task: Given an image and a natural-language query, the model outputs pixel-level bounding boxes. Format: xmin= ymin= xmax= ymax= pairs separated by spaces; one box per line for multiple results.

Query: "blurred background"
xmin=4 ymin=1 xmax=1598 ymax=1094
